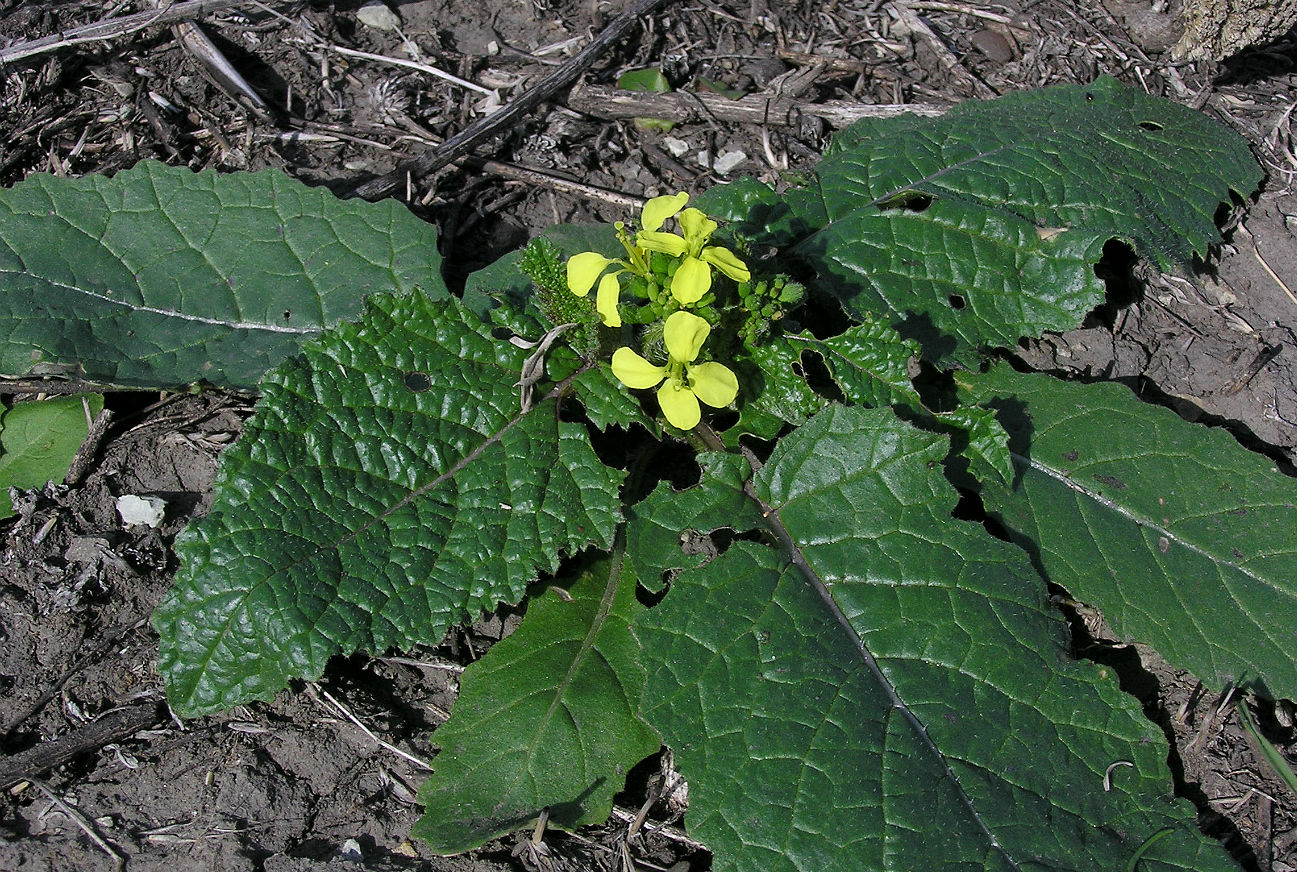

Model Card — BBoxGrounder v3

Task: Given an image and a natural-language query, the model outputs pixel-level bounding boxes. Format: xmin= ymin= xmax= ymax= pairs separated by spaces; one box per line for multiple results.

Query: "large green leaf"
xmin=0 ymin=161 xmax=446 ymax=388
xmin=154 ymin=293 xmax=625 ymax=717
xmin=958 ymin=364 xmax=1297 ymax=699
xmin=415 ymin=551 xmax=660 ymax=853
xmin=731 ymin=78 xmax=1261 ymax=363
xmin=634 ymin=405 xmax=1233 ymax=872
xmin=0 ymin=393 xmax=103 ymax=518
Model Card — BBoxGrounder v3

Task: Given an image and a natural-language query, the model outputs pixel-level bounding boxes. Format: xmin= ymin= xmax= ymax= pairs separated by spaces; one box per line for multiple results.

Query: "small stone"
xmin=713 ymin=150 xmax=746 ymax=175
xmin=662 ymin=136 xmax=689 ymax=157
xmin=356 ymin=2 xmax=401 ymax=32
xmin=116 ymin=494 xmax=166 ymax=528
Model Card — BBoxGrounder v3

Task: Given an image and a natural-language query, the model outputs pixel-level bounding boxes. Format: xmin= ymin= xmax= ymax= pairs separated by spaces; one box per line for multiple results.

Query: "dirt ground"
xmin=0 ymin=1 xmax=1294 ymax=870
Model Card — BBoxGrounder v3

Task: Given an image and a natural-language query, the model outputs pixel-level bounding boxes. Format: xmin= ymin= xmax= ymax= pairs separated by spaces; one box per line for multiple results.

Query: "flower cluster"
xmin=611 ymin=311 xmax=738 ymax=431
xmin=566 ymin=193 xmax=749 ymax=430
xmin=565 ymin=193 xmax=750 ymax=327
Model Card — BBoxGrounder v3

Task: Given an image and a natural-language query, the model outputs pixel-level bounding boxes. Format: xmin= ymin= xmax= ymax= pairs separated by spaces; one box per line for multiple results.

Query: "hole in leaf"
xmin=1090 ymin=239 xmax=1140 ymax=325
xmin=1085 ymin=91 xmax=1095 ymax=102
xmin=402 ymin=371 xmax=432 ymax=392
xmin=798 ymin=350 xmax=845 ymax=402
xmin=1138 ymin=121 xmax=1163 ymax=131
xmin=948 ymin=294 xmax=967 ymax=310
xmin=636 ymin=577 xmax=671 ymax=607
xmin=876 ymin=190 xmax=934 ymax=213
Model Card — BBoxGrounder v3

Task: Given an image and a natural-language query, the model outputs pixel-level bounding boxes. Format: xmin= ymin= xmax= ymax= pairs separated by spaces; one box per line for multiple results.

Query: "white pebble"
xmin=663 ymin=136 xmax=690 ymax=157
xmin=116 ymin=494 xmax=166 ymax=528
xmin=713 ymin=150 xmax=747 ymax=175
xmin=356 ymin=2 xmax=401 ymax=31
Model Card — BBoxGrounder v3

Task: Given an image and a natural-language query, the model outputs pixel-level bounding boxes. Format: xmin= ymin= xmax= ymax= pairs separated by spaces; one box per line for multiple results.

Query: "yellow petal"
xmin=611 ymin=347 xmax=666 ymax=389
xmin=670 ymin=256 xmax=712 ymax=305
xmin=567 ymin=252 xmax=612 ymax=296
xmin=662 ymin=310 xmax=710 ymax=363
xmin=657 ymin=380 xmax=701 ymax=430
xmin=678 ymin=208 xmax=717 ymax=246
xmin=688 ymin=361 xmax=739 ymax=408
xmin=636 ymin=230 xmax=689 ymax=257
xmin=595 ymin=273 xmax=622 ymax=327
xmin=702 ymin=246 xmax=751 ymax=282
xmin=641 ymin=192 xmax=689 ymax=233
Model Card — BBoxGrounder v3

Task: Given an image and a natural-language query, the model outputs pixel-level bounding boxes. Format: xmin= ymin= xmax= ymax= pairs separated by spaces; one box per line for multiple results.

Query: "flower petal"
xmin=636 ymin=230 xmax=689 ymax=257
xmin=701 ymin=246 xmax=751 ymax=282
xmin=611 ymin=347 xmax=666 ymax=389
xmin=662 ymin=310 xmax=710 ymax=363
xmin=688 ymin=361 xmax=739 ymax=408
xmin=567 ymin=252 xmax=612 ymax=296
xmin=670 ymin=256 xmax=712 ymax=305
xmin=641 ymin=192 xmax=689 ymax=233
xmin=657 ymin=380 xmax=701 ymax=430
xmin=595 ymin=273 xmax=622 ymax=327
xmin=678 ymin=208 xmax=717 ymax=247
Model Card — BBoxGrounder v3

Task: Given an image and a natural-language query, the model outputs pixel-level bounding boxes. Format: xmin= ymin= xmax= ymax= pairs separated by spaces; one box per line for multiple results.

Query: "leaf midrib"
xmin=738 ymin=444 xmax=1022 ymax=871
xmin=491 ymin=530 xmax=628 ymax=817
xmin=0 ymin=268 xmax=316 ymax=335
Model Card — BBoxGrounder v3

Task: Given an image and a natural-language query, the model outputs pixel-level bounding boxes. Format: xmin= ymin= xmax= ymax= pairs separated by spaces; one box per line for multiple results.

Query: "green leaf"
xmin=731 ymin=338 xmax=832 ymax=440
xmin=618 ymin=68 xmax=671 ymax=93
xmin=154 ymin=293 xmax=623 ymax=717
xmin=797 ymin=77 xmax=1260 ymax=363
xmin=696 ymin=177 xmax=825 ymax=255
xmin=939 ymin=404 xmax=1014 ymax=486
xmin=0 ymin=393 xmax=103 ymax=518
xmin=958 ymin=364 xmax=1297 ymax=700
xmin=694 ymin=77 xmax=745 ymax=100
xmin=0 ymin=161 xmax=446 ymax=389
xmin=727 ymin=319 xmax=920 ymax=443
xmin=634 ymin=405 xmax=1233 ymax=872
xmin=626 ymin=451 xmax=762 ymax=593
xmin=786 ymin=318 xmax=922 ymax=408
xmin=415 ymin=551 xmax=660 ymax=853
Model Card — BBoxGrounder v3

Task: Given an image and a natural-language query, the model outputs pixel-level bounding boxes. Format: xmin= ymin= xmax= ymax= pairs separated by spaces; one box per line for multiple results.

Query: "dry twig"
xmin=0 ymin=0 xmax=290 ymax=66
xmin=348 ymin=0 xmax=678 ymax=200
xmin=567 ymin=83 xmax=948 ymax=129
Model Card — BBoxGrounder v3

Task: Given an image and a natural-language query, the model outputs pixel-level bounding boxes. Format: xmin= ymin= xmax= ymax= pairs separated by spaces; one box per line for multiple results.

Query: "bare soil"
xmin=0 ymin=1 xmax=1294 ymax=871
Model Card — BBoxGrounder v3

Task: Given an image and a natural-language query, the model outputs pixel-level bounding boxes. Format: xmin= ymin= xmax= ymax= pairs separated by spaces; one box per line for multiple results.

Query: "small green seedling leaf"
xmin=0 ymin=161 xmax=446 ymax=389
xmin=694 ymin=77 xmax=744 ymax=100
xmin=617 ymin=68 xmax=671 ymax=93
xmin=154 ymin=293 xmax=624 ymax=717
xmin=617 ymin=68 xmax=674 ymax=131
xmin=1234 ymin=696 xmax=1297 ymax=799
xmin=959 ymin=364 xmax=1297 ymax=699
xmin=415 ymin=550 xmax=660 ymax=853
xmin=0 ymin=393 xmax=103 ymax=518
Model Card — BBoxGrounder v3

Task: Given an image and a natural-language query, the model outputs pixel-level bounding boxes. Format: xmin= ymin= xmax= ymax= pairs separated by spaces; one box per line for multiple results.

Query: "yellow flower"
xmin=611 ymin=311 xmax=738 ymax=430
xmin=565 ymin=194 xmax=696 ymax=328
xmin=635 ymin=198 xmax=750 ymax=305
xmin=565 ymin=252 xmax=623 ymax=327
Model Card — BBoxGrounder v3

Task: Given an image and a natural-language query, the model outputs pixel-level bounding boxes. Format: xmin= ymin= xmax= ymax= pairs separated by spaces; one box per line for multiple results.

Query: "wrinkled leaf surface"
xmin=0 ymin=161 xmax=445 ymax=388
xmin=155 ymin=293 xmax=624 ymax=716
xmin=634 ymin=405 xmax=1233 ymax=872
